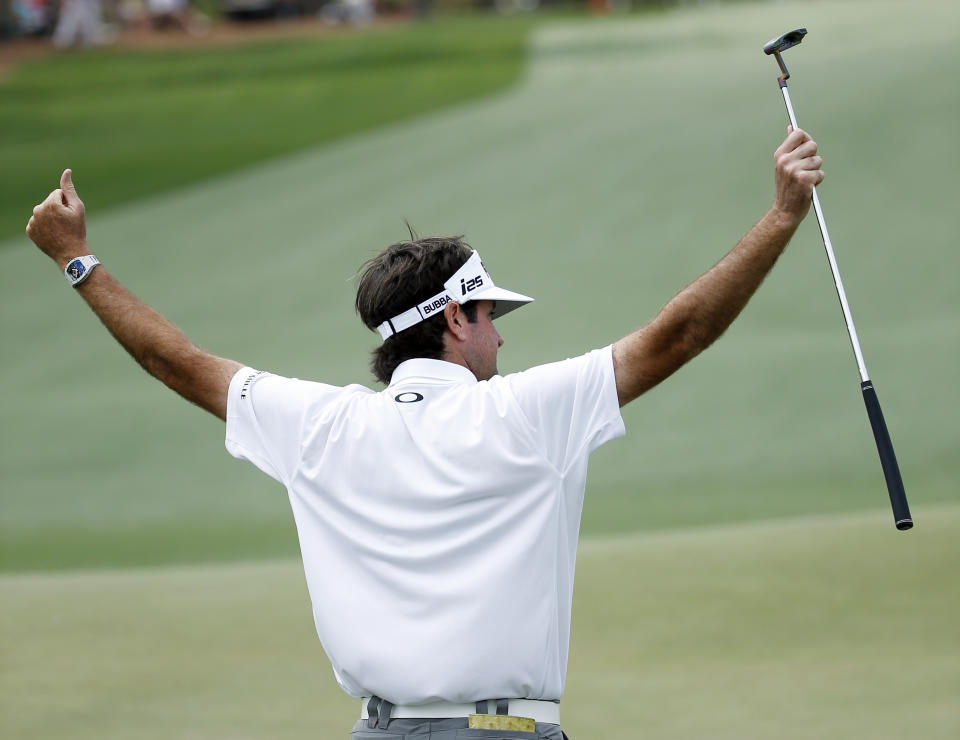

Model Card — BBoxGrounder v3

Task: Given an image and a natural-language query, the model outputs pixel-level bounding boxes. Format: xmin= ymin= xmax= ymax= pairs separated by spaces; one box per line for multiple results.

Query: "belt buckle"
xmin=469 ymin=713 xmax=536 ymax=732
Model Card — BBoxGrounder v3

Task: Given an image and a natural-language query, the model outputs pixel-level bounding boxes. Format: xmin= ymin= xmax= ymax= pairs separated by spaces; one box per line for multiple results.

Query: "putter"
xmin=763 ymin=28 xmax=913 ymax=531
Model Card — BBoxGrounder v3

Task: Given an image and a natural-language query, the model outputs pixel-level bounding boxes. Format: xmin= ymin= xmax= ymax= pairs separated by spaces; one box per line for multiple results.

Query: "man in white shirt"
xmin=26 ymin=127 xmax=824 ymax=739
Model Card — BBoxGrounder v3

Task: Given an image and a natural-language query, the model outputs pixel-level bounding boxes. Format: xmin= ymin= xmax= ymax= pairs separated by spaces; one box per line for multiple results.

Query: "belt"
xmin=360 ymin=697 xmax=561 ymax=725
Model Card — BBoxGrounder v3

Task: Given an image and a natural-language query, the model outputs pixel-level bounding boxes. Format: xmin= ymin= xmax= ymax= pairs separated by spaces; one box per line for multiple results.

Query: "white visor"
xmin=376 ymin=251 xmax=534 ymax=341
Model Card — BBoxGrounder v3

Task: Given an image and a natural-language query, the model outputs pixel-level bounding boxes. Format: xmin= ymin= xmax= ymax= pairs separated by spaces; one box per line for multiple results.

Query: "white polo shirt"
xmin=225 ymin=346 xmax=625 ymax=705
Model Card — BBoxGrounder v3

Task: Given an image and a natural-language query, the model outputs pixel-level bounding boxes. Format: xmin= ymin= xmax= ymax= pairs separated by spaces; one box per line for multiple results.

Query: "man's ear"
xmin=444 ymin=301 xmax=467 ymax=341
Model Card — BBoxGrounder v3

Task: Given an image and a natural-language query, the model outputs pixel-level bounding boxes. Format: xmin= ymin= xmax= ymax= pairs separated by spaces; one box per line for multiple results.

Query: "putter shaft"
xmin=768 ymin=46 xmax=912 ymax=530
xmin=779 ymin=85 xmax=869 ymax=383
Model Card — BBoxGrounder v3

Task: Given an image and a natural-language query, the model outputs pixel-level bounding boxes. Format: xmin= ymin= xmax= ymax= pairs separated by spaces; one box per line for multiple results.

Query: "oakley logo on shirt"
xmin=394 ymin=392 xmax=424 ymax=404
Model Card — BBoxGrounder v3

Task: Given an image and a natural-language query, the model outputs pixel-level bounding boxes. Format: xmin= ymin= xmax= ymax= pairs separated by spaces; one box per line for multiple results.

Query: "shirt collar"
xmin=389 ymin=358 xmax=478 ymax=387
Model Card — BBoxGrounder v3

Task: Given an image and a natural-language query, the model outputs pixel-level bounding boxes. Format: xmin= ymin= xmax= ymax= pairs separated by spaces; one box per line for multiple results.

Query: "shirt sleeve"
xmin=502 ymin=345 xmax=626 ymax=473
xmin=224 ymin=367 xmax=343 ymax=486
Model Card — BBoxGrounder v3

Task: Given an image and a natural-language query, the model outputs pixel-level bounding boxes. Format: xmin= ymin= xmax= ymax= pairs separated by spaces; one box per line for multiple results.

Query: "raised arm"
xmin=612 ymin=127 xmax=824 ymax=406
xmin=26 ymin=169 xmax=242 ymax=420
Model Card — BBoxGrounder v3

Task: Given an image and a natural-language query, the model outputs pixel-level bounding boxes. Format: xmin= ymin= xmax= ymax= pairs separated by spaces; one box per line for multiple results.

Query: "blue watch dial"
xmin=67 ymin=259 xmax=85 ymax=279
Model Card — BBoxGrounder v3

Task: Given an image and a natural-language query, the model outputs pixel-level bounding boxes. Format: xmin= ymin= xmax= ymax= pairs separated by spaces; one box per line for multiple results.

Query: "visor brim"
xmin=472 ymin=286 xmax=534 ymax=319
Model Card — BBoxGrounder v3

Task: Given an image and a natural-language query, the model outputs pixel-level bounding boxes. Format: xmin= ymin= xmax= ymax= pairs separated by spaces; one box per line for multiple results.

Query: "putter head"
xmin=763 ymin=28 xmax=808 ymax=85
xmin=763 ymin=28 xmax=807 ymax=56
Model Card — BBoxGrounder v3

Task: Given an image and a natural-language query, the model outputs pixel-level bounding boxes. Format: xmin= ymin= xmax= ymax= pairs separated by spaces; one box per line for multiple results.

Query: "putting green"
xmin=2 ymin=505 xmax=957 ymax=739
xmin=4 ymin=2 xmax=958 ymax=736
xmin=3 ymin=0 xmax=957 ymax=571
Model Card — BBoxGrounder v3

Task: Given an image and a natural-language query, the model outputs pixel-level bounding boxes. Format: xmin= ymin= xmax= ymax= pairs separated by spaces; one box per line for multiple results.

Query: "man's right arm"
xmin=612 ymin=128 xmax=825 ymax=406
xmin=26 ymin=170 xmax=242 ymax=420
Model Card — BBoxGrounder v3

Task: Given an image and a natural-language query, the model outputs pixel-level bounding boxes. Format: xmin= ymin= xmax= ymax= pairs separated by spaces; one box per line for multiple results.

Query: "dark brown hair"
xmin=356 ymin=235 xmax=478 ymax=384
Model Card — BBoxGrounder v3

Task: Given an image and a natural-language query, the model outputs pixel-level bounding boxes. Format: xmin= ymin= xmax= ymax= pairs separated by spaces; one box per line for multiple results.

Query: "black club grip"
xmin=861 ymin=380 xmax=913 ymax=530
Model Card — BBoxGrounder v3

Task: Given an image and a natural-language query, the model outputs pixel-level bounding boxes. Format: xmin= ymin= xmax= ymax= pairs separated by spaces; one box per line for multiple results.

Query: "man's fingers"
xmin=30 ymin=180 xmax=76 ymax=230
xmin=41 ymin=188 xmax=63 ymax=208
xmin=792 ymin=167 xmax=825 ymax=187
xmin=60 ymin=169 xmax=81 ymax=206
xmin=777 ymin=138 xmax=817 ymax=164
xmin=784 ymin=147 xmax=821 ymax=171
xmin=793 ymin=139 xmax=818 ymax=159
xmin=27 ymin=170 xmax=89 ymax=258
xmin=775 ymin=127 xmax=812 ymax=157
xmin=776 ymin=137 xmax=821 ymax=179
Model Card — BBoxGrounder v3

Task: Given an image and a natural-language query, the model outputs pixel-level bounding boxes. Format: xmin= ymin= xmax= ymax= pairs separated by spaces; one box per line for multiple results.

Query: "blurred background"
xmin=1 ymin=0 xmax=958 ymax=738
xmin=3 ymin=0 xmax=628 ymax=43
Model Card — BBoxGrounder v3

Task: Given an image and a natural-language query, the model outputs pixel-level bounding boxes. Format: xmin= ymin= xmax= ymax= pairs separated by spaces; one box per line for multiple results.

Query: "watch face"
xmin=67 ymin=260 xmax=85 ymax=279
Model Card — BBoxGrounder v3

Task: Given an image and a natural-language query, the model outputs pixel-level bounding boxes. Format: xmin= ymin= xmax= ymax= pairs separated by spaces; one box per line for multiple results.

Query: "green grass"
xmin=0 ymin=15 xmax=534 ymax=242
xmin=566 ymin=505 xmax=960 ymax=739
xmin=2 ymin=506 xmax=957 ymax=739
xmin=2 ymin=1 xmax=958 ymax=737
xmin=2 ymin=0 xmax=958 ymax=573
xmin=3 ymin=0 xmax=959 ymax=571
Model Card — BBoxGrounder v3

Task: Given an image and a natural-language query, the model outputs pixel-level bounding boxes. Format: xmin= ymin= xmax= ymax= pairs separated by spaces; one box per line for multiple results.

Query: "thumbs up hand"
xmin=26 ymin=169 xmax=90 ymax=268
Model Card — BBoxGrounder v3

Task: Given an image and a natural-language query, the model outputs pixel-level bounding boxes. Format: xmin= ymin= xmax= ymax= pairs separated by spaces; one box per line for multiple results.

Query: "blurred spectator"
xmin=147 ymin=0 xmax=208 ymax=33
xmin=53 ymin=0 xmax=109 ymax=46
xmin=411 ymin=0 xmax=432 ymax=18
xmin=320 ymin=0 xmax=373 ymax=25
xmin=115 ymin=0 xmax=149 ymax=28
xmin=12 ymin=0 xmax=55 ymax=35
xmin=221 ymin=0 xmax=304 ymax=21
xmin=495 ymin=0 xmax=539 ymax=13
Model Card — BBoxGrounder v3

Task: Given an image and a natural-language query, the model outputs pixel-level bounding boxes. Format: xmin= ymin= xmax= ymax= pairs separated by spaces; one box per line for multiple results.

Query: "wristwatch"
xmin=64 ymin=255 xmax=100 ymax=287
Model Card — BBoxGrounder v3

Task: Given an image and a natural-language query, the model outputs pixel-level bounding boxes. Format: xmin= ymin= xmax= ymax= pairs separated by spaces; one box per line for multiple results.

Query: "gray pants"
xmin=350 ymin=716 xmax=567 ymax=739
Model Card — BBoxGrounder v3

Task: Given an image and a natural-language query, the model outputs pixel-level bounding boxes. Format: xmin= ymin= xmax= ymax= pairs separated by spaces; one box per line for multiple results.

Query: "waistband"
xmin=360 ymin=697 xmax=560 ymax=725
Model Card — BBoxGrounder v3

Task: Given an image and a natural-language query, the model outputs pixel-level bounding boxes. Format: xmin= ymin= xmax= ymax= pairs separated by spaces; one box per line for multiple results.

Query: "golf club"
xmin=763 ymin=28 xmax=913 ymax=531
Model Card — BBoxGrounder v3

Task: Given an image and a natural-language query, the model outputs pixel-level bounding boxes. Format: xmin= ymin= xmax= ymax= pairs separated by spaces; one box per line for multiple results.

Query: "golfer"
xmin=27 ymin=128 xmax=824 ymax=740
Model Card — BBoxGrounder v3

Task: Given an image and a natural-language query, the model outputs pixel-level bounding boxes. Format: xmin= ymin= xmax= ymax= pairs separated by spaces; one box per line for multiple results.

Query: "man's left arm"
xmin=26 ymin=170 xmax=242 ymax=420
